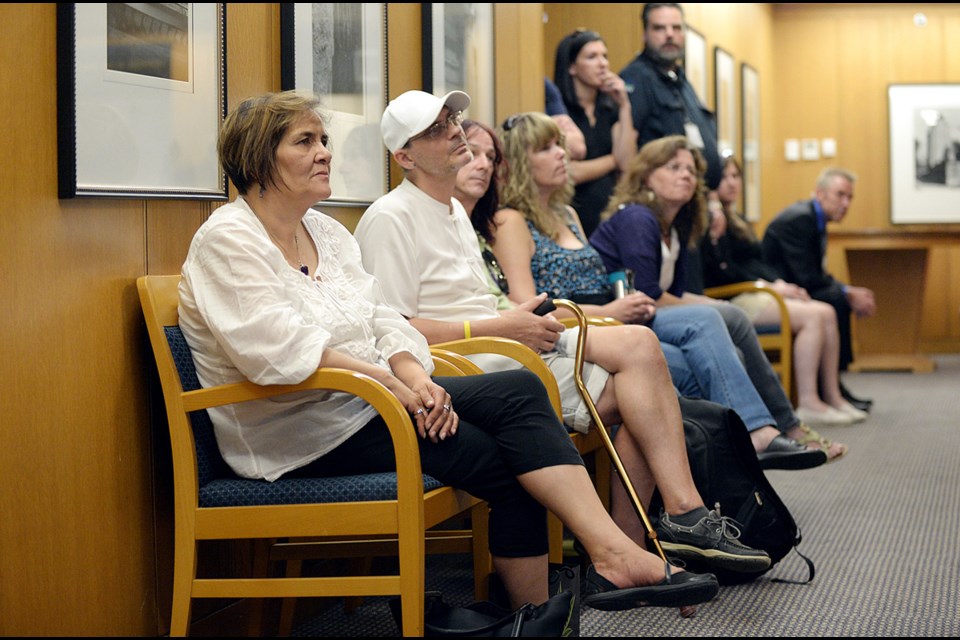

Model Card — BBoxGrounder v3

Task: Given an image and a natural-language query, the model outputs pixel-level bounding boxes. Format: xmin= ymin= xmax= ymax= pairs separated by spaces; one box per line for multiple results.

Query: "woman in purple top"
xmin=591 ymin=135 xmax=847 ymax=463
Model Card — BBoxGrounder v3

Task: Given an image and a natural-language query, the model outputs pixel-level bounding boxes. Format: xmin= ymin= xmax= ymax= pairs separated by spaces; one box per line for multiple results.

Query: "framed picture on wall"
xmin=280 ymin=3 xmax=388 ymax=206
xmin=56 ymin=3 xmax=228 ymax=200
xmin=741 ymin=63 xmax=761 ymax=222
xmin=888 ymin=83 xmax=960 ymax=224
xmin=713 ymin=46 xmax=737 ymax=160
xmin=421 ymin=3 xmax=495 ymax=126
xmin=684 ymin=26 xmax=707 ymax=106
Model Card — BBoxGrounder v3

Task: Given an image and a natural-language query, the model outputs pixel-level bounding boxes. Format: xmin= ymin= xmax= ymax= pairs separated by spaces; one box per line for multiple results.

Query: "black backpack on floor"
xmin=649 ymin=396 xmax=815 ymax=585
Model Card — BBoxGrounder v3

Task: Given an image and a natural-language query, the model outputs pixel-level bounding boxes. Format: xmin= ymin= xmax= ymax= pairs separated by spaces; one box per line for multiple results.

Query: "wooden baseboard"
xmin=848 ymin=353 xmax=937 ymax=373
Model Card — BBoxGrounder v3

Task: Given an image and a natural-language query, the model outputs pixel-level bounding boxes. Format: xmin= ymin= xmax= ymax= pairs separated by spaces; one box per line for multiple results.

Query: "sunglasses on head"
xmin=502 ymin=114 xmax=528 ymax=132
xmin=481 ymin=247 xmax=510 ymax=296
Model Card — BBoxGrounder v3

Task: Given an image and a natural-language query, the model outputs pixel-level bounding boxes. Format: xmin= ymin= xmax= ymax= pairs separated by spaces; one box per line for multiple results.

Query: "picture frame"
xmin=713 ymin=46 xmax=737 ymax=160
xmin=280 ymin=3 xmax=388 ymax=206
xmin=56 ymin=3 xmax=228 ymax=200
xmin=888 ymin=83 xmax=960 ymax=224
xmin=684 ymin=26 xmax=707 ymax=106
xmin=421 ymin=3 xmax=495 ymax=127
xmin=740 ymin=63 xmax=761 ymax=222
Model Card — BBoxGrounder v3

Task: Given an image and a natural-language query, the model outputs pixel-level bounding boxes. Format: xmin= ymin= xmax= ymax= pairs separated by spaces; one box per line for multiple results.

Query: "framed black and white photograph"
xmin=421 ymin=3 xmax=495 ymax=127
xmin=888 ymin=83 xmax=960 ymax=224
xmin=56 ymin=3 xmax=227 ymax=200
xmin=741 ymin=63 xmax=761 ymax=222
xmin=713 ymin=45 xmax=737 ymax=160
xmin=280 ymin=3 xmax=388 ymax=206
xmin=684 ymin=26 xmax=707 ymax=106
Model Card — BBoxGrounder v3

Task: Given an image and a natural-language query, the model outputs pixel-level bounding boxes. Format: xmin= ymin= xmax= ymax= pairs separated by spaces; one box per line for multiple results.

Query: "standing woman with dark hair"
xmin=553 ymin=29 xmax=637 ymax=237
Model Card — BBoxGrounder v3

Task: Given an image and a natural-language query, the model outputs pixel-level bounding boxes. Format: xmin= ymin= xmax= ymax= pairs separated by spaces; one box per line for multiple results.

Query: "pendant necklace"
xmin=263 ymin=223 xmax=309 ymax=276
xmin=293 ymin=230 xmax=309 ymax=275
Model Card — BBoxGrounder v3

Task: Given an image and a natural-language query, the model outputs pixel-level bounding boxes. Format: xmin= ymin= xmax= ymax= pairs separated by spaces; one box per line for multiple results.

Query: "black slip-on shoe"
xmin=758 ymin=434 xmax=829 ymax=470
xmin=840 ymin=381 xmax=873 ymax=411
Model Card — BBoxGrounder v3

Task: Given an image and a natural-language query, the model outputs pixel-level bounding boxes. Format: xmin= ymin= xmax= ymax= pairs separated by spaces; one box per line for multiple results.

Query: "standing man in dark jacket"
xmin=762 ymin=167 xmax=877 ymax=411
xmin=620 ymin=3 xmax=722 ymax=190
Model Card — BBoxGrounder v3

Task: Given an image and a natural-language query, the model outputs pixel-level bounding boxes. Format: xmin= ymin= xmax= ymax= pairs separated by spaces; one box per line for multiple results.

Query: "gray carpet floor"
xmin=292 ymin=355 xmax=960 ymax=637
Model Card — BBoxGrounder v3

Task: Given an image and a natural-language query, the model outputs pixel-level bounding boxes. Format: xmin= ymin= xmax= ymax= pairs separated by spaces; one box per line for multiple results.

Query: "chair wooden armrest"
xmin=431 ymin=348 xmax=486 ymax=376
xmin=433 ymin=337 xmax=562 ymax=419
xmin=702 ymin=281 xmax=794 ymax=402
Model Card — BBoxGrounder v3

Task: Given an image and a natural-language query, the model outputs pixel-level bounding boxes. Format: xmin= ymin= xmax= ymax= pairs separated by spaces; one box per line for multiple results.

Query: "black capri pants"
xmin=290 ymin=369 xmax=584 ymax=558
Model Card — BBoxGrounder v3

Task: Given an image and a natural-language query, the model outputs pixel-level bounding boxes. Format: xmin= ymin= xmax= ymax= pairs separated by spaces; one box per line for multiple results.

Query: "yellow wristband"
xmin=463 ymin=320 xmax=472 ymax=340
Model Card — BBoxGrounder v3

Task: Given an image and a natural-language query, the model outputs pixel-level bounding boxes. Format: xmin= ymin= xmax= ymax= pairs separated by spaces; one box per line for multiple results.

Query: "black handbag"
xmin=389 ymin=588 xmax=576 ymax=637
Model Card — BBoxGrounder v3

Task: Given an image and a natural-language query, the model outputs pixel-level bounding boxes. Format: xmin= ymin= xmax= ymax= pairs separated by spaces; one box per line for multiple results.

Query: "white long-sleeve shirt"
xmin=178 ymin=197 xmax=433 ymax=481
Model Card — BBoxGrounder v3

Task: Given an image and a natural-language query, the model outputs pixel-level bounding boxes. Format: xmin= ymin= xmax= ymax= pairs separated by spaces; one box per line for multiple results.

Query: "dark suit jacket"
xmin=761 ymin=199 xmax=845 ymax=301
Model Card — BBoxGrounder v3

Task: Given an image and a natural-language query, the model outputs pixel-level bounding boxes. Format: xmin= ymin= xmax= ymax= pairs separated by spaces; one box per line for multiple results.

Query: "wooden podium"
xmin=844 ymin=245 xmax=936 ymax=372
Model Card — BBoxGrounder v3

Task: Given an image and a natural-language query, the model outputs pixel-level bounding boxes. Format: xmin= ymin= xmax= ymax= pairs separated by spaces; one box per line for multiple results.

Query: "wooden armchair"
xmin=702 ymin=281 xmax=795 ymax=404
xmin=137 ymin=275 xmax=488 ymax=636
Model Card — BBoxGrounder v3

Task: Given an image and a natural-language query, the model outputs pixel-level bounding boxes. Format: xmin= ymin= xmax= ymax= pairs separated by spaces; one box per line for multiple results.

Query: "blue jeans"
xmin=711 ymin=303 xmax=800 ymax=432
xmin=651 ymin=305 xmax=774 ymax=432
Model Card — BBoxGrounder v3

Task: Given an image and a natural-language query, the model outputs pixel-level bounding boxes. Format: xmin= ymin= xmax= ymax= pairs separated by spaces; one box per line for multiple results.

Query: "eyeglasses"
xmin=410 ymin=110 xmax=464 ymax=142
xmin=481 ymin=247 xmax=510 ymax=295
xmin=502 ymin=114 xmax=527 ymax=132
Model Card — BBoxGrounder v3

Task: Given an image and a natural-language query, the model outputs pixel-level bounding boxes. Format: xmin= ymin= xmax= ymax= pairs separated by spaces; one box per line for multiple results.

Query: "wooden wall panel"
xmin=495 ymin=3 xmax=546 ymax=121
xmin=0 ymin=3 xmax=158 ymax=634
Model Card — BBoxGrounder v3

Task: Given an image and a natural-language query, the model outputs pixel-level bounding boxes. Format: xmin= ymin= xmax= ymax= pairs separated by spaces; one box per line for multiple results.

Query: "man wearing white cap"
xmin=355 ymin=90 xmax=771 ymax=590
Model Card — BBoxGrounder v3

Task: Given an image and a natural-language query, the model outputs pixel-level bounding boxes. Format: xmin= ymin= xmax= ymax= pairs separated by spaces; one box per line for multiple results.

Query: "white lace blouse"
xmin=178 ymin=197 xmax=434 ymax=481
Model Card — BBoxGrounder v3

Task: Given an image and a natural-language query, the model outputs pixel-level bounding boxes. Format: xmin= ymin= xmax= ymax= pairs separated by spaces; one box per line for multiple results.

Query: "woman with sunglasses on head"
xmin=489 ymin=113 xmax=829 ymax=471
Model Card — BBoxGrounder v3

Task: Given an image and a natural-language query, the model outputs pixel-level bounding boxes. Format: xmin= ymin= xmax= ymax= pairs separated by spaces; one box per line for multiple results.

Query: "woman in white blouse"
xmin=177 ymin=91 xmax=719 ymax=612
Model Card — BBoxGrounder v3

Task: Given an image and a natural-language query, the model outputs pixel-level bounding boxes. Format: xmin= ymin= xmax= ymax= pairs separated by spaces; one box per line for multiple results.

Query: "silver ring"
xmin=442 ymin=404 xmax=451 ymax=412
xmin=415 ymin=408 xmax=424 ymax=416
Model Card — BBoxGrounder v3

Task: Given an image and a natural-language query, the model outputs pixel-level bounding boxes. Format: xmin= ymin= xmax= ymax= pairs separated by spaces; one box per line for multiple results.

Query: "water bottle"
xmin=609 ymin=271 xmax=628 ymax=299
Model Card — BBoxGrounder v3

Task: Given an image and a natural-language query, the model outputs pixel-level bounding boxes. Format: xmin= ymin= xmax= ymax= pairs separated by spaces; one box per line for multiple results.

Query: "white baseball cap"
xmin=381 ymin=90 xmax=471 ymax=153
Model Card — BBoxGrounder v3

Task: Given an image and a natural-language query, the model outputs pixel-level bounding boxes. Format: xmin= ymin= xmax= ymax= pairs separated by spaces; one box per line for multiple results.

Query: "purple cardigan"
xmin=589 ymin=203 xmax=688 ymax=300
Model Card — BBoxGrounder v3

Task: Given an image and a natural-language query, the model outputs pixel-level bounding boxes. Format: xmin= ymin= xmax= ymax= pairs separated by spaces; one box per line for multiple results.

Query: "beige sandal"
xmin=793 ymin=423 xmax=848 ymax=463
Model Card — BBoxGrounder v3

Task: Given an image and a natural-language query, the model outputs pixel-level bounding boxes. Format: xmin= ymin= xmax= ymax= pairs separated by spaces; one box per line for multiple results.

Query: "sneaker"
xmin=656 ymin=504 xmax=772 ymax=573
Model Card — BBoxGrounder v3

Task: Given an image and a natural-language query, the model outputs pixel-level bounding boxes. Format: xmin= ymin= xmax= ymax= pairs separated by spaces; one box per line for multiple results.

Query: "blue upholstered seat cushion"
xmin=755 ymin=324 xmax=781 ymax=335
xmin=163 ymin=326 xmax=444 ymax=508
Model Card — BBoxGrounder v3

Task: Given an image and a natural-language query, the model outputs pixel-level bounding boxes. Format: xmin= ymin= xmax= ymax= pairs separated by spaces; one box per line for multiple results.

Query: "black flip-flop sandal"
xmin=582 ymin=563 xmax=719 ymax=611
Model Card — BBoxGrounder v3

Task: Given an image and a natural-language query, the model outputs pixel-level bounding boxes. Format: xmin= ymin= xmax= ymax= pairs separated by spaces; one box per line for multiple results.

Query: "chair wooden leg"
xmin=594 ymin=448 xmax=611 ymax=511
xmin=169 ymin=538 xmax=197 ymax=637
xmin=276 ymin=557 xmax=303 ymax=636
xmin=470 ymin=502 xmax=491 ymax=601
xmin=246 ymin=538 xmax=273 ymax=636
xmin=343 ymin=556 xmax=375 ymax=612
